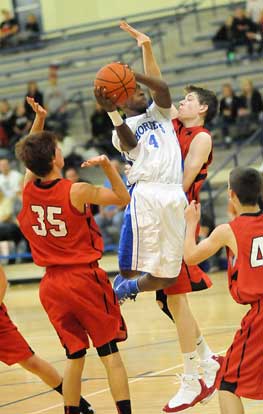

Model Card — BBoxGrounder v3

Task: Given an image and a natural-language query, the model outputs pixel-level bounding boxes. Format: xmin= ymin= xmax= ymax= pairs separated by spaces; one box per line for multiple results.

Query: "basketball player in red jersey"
xmin=119 ymin=22 xmax=222 ymax=413
xmin=0 ymin=264 xmax=93 ymax=414
xmin=15 ymin=98 xmax=132 ymax=414
xmin=184 ymin=166 xmax=263 ymax=414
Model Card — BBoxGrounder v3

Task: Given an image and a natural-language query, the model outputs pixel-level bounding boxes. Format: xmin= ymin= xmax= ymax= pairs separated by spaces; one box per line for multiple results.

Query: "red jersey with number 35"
xmin=172 ymin=118 xmax=212 ymax=202
xmin=18 ymin=178 xmax=103 ymax=267
xmin=227 ymin=212 xmax=263 ymax=305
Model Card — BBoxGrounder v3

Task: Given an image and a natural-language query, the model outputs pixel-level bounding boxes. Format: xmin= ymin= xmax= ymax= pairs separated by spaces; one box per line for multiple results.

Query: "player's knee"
xmin=96 ymin=340 xmax=119 ymax=358
xmin=20 ymin=355 xmax=41 ymax=373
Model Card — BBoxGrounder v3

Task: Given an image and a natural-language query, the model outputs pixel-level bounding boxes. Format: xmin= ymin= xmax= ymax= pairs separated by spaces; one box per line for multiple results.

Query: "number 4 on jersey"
xmin=250 ymin=236 xmax=263 ymax=267
xmin=149 ymin=134 xmax=159 ymax=148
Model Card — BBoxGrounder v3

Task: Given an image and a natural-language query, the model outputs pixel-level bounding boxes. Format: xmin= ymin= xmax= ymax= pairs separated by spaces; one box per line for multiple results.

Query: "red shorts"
xmin=0 ymin=304 xmax=34 ymax=365
xmin=39 ymin=263 xmax=127 ymax=356
xmin=164 ymin=261 xmax=212 ymax=295
xmin=217 ymin=300 xmax=263 ymax=399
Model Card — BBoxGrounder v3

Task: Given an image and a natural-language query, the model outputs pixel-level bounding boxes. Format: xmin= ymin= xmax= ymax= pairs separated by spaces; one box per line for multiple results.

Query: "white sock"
xmin=196 ymin=335 xmax=214 ymax=360
xmin=183 ymin=351 xmax=199 ymax=376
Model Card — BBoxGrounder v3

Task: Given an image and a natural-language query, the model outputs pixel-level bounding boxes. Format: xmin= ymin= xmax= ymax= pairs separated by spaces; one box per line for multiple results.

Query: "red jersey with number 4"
xmin=172 ymin=118 xmax=212 ymax=202
xmin=227 ymin=212 xmax=263 ymax=304
xmin=18 ymin=179 xmax=103 ymax=267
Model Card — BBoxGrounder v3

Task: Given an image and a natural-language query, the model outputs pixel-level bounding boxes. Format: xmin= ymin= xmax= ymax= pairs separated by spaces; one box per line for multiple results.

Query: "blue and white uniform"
xmin=112 ymin=102 xmax=187 ymax=278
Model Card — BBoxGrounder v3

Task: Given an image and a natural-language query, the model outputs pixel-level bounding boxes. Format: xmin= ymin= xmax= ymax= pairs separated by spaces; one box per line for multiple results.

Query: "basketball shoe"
xmin=201 ymin=354 xmax=224 ymax=393
xmin=113 ymin=274 xmax=139 ymax=303
xmin=163 ymin=374 xmax=210 ymax=412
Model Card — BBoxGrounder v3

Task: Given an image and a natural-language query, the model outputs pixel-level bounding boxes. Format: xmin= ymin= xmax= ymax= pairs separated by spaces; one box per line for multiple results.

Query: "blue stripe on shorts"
xmin=118 ymin=184 xmax=135 ymax=270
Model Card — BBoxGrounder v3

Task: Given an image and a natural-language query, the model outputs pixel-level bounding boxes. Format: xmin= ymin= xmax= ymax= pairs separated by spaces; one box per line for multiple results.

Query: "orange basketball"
xmin=94 ymin=62 xmax=136 ymax=105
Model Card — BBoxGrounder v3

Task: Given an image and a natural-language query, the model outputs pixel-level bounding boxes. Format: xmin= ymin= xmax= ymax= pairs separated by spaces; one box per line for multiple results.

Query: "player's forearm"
xmin=184 ymin=223 xmax=200 ymax=265
xmin=0 ymin=267 xmax=8 ymax=305
xmin=135 ymin=72 xmax=171 ymax=108
xmin=141 ymin=41 xmax=162 ymax=79
xmin=30 ymin=114 xmax=46 ymax=134
xmin=102 ymin=163 xmax=130 ymax=206
xmin=116 ymin=123 xmax=138 ymax=151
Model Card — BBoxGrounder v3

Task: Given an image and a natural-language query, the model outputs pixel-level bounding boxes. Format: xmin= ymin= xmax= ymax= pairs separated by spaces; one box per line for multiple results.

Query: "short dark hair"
xmin=15 ymin=131 xmax=57 ymax=177
xmin=185 ymin=85 xmax=218 ymax=123
xmin=229 ymin=167 xmax=262 ymax=206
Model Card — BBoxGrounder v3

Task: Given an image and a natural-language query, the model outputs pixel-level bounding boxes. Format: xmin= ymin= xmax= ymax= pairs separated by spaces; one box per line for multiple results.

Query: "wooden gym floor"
xmin=1 ymin=264 xmax=263 ymax=414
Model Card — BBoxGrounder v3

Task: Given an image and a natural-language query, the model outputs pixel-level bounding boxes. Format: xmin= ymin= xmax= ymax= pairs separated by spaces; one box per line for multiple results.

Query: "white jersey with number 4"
xmin=112 ymin=102 xmax=183 ymax=185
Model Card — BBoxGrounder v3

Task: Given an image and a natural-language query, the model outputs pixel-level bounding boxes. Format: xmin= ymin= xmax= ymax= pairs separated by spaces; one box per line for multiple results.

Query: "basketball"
xmin=94 ymin=62 xmax=136 ymax=105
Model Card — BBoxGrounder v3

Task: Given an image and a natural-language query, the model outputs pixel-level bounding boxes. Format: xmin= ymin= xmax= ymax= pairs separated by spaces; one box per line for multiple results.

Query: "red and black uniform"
xmin=163 ymin=119 xmax=213 ymax=295
xmin=18 ymin=178 xmax=127 ymax=356
xmin=217 ymin=212 xmax=263 ymax=399
xmin=0 ymin=303 xmax=34 ymax=365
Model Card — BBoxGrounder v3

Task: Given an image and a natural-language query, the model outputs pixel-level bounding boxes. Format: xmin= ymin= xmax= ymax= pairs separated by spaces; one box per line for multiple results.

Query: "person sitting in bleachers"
xmin=11 ymin=103 xmax=32 ymax=150
xmin=94 ymin=159 xmax=126 ymax=249
xmin=0 ymin=100 xmax=15 ymax=147
xmin=24 ymin=81 xmax=44 ymax=120
xmin=246 ymin=8 xmax=263 ymax=55
xmin=17 ymin=13 xmax=40 ymax=44
xmin=89 ymin=103 xmax=119 ymax=158
xmin=0 ymin=9 xmax=19 ymax=48
xmin=236 ymin=78 xmax=263 ymax=139
xmin=0 ymin=158 xmax=23 ymax=200
xmin=219 ymin=83 xmax=239 ymax=148
xmin=44 ymin=73 xmax=68 ymax=135
xmin=229 ymin=7 xmax=257 ymax=57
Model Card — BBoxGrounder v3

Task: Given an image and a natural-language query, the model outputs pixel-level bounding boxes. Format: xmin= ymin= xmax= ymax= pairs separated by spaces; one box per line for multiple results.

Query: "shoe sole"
xmin=200 ymin=388 xmax=217 ymax=404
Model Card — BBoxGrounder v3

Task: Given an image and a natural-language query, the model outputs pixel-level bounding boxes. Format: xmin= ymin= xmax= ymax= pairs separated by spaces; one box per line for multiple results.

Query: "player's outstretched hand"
xmin=81 ymin=155 xmax=110 ymax=169
xmin=185 ymin=201 xmax=201 ymax=225
xmin=120 ymin=20 xmax=151 ymax=47
xmin=94 ymin=86 xmax=117 ymax=112
xmin=26 ymin=96 xmax=47 ymax=118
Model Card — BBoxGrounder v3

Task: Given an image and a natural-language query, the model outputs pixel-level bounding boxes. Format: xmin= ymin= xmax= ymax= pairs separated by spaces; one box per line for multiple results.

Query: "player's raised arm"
xmin=0 ymin=266 xmax=8 ymax=305
xmin=16 ymin=97 xmax=48 ymax=187
xmin=70 ymin=155 xmax=130 ymax=211
xmin=120 ymin=21 xmax=178 ymax=117
xmin=134 ymin=71 xmax=172 ymax=109
xmin=27 ymin=97 xmax=47 ymax=133
xmin=120 ymin=21 xmax=161 ymax=79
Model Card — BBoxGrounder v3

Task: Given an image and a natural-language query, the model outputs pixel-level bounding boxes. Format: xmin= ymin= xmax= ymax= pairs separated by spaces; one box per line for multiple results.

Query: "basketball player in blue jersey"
xmin=95 ymin=70 xmax=187 ymax=293
xmin=109 ymin=21 xmax=221 ymax=414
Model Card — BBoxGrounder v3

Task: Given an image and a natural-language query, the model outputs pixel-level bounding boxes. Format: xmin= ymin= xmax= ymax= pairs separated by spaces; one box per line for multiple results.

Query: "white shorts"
xmin=118 ymin=182 xmax=187 ymax=278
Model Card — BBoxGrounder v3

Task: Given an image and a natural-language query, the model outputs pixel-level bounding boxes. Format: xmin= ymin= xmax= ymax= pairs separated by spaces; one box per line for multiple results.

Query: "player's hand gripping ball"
xmin=94 ymin=62 xmax=136 ymax=106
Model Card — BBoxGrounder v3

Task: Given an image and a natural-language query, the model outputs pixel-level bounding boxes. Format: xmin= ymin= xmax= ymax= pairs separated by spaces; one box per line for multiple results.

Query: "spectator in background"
xmin=0 ymin=188 xmax=23 ymax=256
xmin=11 ymin=103 xmax=32 ymax=149
xmin=89 ymin=103 xmax=119 ymax=158
xmin=0 ymin=158 xmax=22 ymax=200
xmin=219 ymin=83 xmax=239 ymax=147
xmin=229 ymin=7 xmax=257 ymax=57
xmin=212 ymin=15 xmax=234 ymax=50
xmin=94 ymin=160 xmax=126 ymax=248
xmin=0 ymin=99 xmax=14 ymax=144
xmin=44 ymin=74 xmax=68 ymax=135
xmin=235 ymin=79 xmax=263 ymax=140
xmin=24 ymin=81 xmax=44 ymax=120
xmin=246 ymin=8 xmax=263 ymax=55
xmin=0 ymin=9 xmax=19 ymax=48
xmin=17 ymin=13 xmax=40 ymax=44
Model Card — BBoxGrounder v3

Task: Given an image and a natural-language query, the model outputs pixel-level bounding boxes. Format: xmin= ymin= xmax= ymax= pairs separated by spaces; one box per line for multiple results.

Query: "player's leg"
xmin=163 ymin=294 xmax=210 ymax=412
xmin=63 ymin=355 xmax=86 ymax=413
xmin=218 ymin=391 xmax=244 ymax=414
xmin=98 ymin=342 xmax=131 ymax=414
xmin=19 ymin=354 xmax=93 ymax=414
xmin=19 ymin=354 xmax=62 ymax=387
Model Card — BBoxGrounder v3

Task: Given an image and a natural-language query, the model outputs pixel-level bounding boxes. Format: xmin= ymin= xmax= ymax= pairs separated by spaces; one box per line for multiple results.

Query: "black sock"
xmin=64 ymin=406 xmax=80 ymax=414
xmin=54 ymin=382 xmax=63 ymax=395
xmin=54 ymin=383 xmax=93 ymax=414
xmin=79 ymin=396 xmax=93 ymax=414
xmin=116 ymin=400 xmax=131 ymax=414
